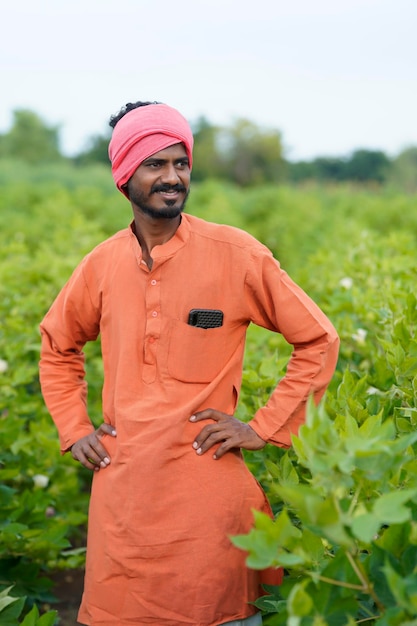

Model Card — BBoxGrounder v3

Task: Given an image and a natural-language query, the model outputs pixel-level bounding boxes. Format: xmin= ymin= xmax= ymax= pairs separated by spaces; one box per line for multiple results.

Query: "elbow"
xmin=322 ymin=323 xmax=340 ymax=377
xmin=329 ymin=324 xmax=340 ymax=355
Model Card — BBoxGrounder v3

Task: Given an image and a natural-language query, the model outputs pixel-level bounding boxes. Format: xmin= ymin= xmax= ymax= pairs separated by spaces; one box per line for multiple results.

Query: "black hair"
xmin=109 ymin=101 xmax=162 ymax=129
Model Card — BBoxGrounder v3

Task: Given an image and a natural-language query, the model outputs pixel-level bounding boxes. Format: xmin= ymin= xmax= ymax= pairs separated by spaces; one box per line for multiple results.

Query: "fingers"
xmin=190 ymin=410 xmax=245 ymax=460
xmin=97 ymin=422 xmax=117 ymax=439
xmin=190 ymin=409 xmax=231 ymax=458
xmin=190 ymin=409 xmax=266 ymax=459
xmin=190 ymin=408 xmax=223 ymax=423
xmin=192 ymin=422 xmax=230 ymax=459
xmin=71 ymin=423 xmax=117 ymax=471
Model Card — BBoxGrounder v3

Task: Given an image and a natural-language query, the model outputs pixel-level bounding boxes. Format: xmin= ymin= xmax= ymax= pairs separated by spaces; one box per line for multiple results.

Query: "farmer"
xmin=39 ymin=101 xmax=339 ymax=626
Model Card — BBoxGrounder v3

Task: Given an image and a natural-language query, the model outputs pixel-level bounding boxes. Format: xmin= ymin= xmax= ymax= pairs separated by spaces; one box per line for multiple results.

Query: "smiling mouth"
xmin=152 ymin=184 xmax=186 ymax=195
xmin=159 ymin=189 xmax=180 ymax=196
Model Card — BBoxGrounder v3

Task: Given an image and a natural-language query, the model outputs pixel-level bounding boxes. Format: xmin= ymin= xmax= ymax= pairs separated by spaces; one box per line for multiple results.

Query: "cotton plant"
xmin=233 ymin=395 xmax=417 ymax=625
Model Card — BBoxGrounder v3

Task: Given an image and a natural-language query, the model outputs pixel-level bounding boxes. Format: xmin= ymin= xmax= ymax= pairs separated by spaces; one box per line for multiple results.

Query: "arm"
xmin=39 ymin=261 xmax=106 ymax=458
xmin=245 ymin=253 xmax=339 ymax=447
xmin=191 ymin=249 xmax=339 ymax=457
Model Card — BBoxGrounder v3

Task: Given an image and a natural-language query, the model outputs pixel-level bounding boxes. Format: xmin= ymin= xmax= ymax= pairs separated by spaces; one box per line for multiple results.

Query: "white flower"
xmin=33 ymin=474 xmax=49 ymax=488
xmin=339 ymin=277 xmax=353 ymax=289
xmin=0 ymin=359 xmax=8 ymax=373
xmin=352 ymin=328 xmax=367 ymax=344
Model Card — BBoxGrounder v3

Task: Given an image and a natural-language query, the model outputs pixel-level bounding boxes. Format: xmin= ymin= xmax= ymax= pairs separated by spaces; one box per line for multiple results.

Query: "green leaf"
xmin=37 ymin=610 xmax=58 ymax=626
xmin=376 ymin=523 xmax=412 ymax=556
xmin=373 ymin=489 xmax=417 ymax=524
xmin=232 ymin=509 xmax=303 ymax=569
xmin=276 ymin=485 xmax=353 ymax=547
xmin=264 ymin=458 xmax=281 ymax=479
xmin=278 ymin=453 xmax=299 ymax=486
xmin=300 ymin=528 xmax=325 ymax=565
xmin=290 ymin=434 xmax=308 ymax=466
xmin=0 ymin=587 xmax=20 ymax=612
xmin=275 ymin=551 xmax=306 ymax=567
xmin=351 ymin=512 xmax=381 ymax=542
xmin=20 ymin=605 xmax=39 ymax=626
xmin=287 ymin=582 xmax=313 ymax=617
xmin=382 ymin=559 xmax=415 ymax=613
xmin=0 ymin=522 xmax=28 ymax=535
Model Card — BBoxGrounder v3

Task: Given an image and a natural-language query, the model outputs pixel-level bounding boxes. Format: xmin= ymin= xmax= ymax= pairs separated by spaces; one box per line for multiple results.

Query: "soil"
xmin=43 ymin=569 xmax=85 ymax=626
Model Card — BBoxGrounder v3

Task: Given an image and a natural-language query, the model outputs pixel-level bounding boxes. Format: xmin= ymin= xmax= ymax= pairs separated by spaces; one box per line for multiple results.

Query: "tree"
xmin=345 ymin=148 xmax=390 ymax=183
xmin=388 ymin=146 xmax=417 ymax=192
xmin=304 ymin=156 xmax=346 ymax=182
xmin=0 ymin=109 xmax=63 ymax=164
xmin=222 ymin=119 xmax=285 ymax=186
xmin=75 ymin=132 xmax=112 ymax=166
xmin=190 ymin=116 xmax=224 ymax=182
xmin=285 ymin=160 xmax=317 ymax=183
xmin=286 ymin=150 xmax=391 ymax=185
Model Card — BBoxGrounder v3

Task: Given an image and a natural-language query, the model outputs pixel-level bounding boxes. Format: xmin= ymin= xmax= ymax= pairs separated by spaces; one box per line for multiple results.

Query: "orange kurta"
xmin=39 ymin=213 xmax=339 ymax=626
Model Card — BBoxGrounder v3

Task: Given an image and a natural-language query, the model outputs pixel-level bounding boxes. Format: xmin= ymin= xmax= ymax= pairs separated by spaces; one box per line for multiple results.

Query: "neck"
xmin=132 ymin=213 xmax=181 ymax=269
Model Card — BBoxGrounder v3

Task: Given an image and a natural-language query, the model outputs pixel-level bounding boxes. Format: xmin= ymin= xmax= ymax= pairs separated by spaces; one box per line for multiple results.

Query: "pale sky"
xmin=1 ymin=0 xmax=416 ymax=161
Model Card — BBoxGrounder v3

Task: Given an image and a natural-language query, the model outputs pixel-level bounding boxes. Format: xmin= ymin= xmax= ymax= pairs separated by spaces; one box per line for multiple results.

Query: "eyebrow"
xmin=142 ymin=156 xmax=189 ymax=165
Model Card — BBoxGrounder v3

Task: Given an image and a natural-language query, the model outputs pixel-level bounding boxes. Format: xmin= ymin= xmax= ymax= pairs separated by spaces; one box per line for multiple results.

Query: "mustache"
xmin=151 ymin=183 xmax=187 ymax=194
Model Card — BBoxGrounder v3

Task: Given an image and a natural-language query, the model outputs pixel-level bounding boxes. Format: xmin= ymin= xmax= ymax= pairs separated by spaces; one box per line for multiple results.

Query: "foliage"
xmin=0 ymin=161 xmax=416 ymax=622
xmin=345 ymin=149 xmax=390 ymax=183
xmin=236 ymin=226 xmax=417 ymax=624
xmin=74 ymin=132 xmax=111 ymax=166
xmin=219 ymin=118 xmax=285 ymax=186
xmin=0 ymin=111 xmax=62 ymax=165
xmin=287 ymin=149 xmax=391 ymax=185
xmin=388 ymin=146 xmax=417 ymax=193
xmin=2 ymin=106 xmax=416 ymax=190
xmin=0 ymin=586 xmax=57 ymax=625
xmin=191 ymin=116 xmax=225 ymax=182
xmin=0 ymin=176 xmax=107 ymax=617
xmin=234 ymin=401 xmax=417 ymax=625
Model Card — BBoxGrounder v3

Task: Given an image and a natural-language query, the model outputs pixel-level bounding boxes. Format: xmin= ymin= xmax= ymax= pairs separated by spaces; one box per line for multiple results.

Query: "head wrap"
xmin=108 ymin=103 xmax=194 ymax=196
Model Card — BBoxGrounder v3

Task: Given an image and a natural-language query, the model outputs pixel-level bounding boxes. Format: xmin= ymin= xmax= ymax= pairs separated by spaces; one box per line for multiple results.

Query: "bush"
xmin=1 ymin=160 xmax=416 ymax=622
xmin=236 ymin=230 xmax=417 ymax=624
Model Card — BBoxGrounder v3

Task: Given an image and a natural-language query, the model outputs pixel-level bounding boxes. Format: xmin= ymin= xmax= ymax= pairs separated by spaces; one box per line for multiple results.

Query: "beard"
xmin=127 ymin=183 xmax=190 ymax=220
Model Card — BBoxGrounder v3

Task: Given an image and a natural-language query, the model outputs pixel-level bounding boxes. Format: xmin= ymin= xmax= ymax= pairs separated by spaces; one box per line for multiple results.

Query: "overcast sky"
xmin=1 ymin=0 xmax=416 ymax=160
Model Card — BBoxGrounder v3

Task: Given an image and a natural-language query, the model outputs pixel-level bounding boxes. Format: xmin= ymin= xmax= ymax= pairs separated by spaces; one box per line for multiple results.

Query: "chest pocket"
xmin=167 ymin=319 xmax=242 ymax=383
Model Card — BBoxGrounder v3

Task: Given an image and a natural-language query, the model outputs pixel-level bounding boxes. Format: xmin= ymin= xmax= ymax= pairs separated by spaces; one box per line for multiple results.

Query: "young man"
xmin=39 ymin=101 xmax=339 ymax=626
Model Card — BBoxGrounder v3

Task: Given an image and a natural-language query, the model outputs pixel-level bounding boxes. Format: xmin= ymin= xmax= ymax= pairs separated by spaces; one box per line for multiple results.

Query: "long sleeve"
xmin=39 ymin=261 xmax=101 ymax=452
xmin=245 ymin=250 xmax=339 ymax=447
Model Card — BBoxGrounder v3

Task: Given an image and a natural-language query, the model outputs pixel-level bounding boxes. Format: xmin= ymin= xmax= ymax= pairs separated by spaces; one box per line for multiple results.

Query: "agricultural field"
xmin=1 ymin=159 xmax=417 ymax=625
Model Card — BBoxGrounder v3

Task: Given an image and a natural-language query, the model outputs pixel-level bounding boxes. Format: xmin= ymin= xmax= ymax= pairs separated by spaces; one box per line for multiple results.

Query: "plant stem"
xmin=346 ymin=551 xmax=384 ymax=611
xmin=305 ymin=571 xmax=363 ymax=591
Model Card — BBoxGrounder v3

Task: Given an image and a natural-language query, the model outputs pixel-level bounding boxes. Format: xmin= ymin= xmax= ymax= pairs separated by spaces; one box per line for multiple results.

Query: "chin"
xmin=140 ymin=204 xmax=183 ymax=220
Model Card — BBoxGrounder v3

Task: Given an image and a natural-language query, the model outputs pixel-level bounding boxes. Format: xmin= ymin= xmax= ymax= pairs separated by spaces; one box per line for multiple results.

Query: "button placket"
xmin=143 ymin=272 xmax=161 ymax=382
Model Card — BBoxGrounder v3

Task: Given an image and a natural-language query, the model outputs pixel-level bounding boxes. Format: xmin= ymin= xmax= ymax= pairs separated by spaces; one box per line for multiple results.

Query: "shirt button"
xmin=151 ymin=279 xmax=157 ymax=285
xmin=152 ymin=311 xmax=158 ymax=317
xmin=149 ymin=337 xmax=155 ymax=344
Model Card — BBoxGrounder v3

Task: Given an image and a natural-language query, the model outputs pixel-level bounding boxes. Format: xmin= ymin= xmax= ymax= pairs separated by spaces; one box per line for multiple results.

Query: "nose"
xmin=161 ymin=163 xmax=180 ymax=185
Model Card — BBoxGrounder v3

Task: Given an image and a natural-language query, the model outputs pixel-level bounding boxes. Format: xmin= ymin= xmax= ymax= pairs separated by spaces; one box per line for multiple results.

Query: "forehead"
xmin=145 ymin=142 xmax=188 ymax=161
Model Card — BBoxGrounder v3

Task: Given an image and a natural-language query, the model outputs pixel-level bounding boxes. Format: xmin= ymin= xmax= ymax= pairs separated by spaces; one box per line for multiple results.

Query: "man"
xmin=39 ymin=101 xmax=339 ymax=626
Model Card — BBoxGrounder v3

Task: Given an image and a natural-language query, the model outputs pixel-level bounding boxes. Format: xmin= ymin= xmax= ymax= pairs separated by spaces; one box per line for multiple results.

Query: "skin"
xmin=71 ymin=143 xmax=266 ymax=470
xmin=126 ymin=142 xmax=191 ymax=270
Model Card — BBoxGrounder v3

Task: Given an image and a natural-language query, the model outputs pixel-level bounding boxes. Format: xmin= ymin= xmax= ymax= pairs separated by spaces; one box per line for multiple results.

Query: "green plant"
xmin=1 ymin=163 xmax=416 ymax=622
xmin=0 ymin=586 xmax=57 ymax=625
xmin=234 ymin=397 xmax=417 ymax=625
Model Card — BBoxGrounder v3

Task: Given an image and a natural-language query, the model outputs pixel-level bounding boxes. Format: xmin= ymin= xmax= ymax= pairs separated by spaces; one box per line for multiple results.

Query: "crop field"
xmin=1 ymin=160 xmax=417 ymax=624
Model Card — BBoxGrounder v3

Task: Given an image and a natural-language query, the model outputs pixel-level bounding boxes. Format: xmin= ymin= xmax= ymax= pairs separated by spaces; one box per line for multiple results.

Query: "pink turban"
xmin=108 ymin=103 xmax=194 ymax=196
